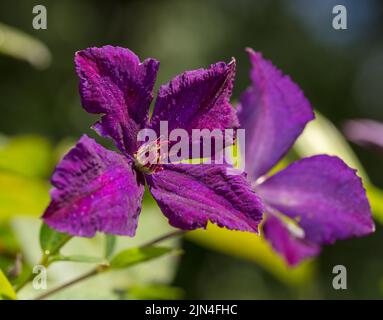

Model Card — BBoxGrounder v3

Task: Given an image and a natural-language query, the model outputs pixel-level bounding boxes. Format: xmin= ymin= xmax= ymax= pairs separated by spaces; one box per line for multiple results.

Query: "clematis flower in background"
xmin=42 ymin=46 xmax=264 ymax=237
xmin=238 ymin=49 xmax=375 ymax=266
xmin=344 ymin=119 xmax=383 ymax=155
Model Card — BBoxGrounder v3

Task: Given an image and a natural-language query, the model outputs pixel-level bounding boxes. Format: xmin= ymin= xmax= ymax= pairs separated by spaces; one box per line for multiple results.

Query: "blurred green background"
xmin=1 ymin=0 xmax=383 ymax=299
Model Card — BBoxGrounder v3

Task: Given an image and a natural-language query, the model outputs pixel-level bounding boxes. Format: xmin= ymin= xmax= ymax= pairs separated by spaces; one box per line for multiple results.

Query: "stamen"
xmin=134 ymin=136 xmax=170 ymax=174
xmin=267 ymin=208 xmax=305 ymax=239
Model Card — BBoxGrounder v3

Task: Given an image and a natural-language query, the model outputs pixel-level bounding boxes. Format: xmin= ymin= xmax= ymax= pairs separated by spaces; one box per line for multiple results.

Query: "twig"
xmin=140 ymin=230 xmax=186 ymax=248
xmin=33 ymin=229 xmax=186 ymax=300
xmin=15 ymin=235 xmax=73 ymax=293
xmin=35 ymin=268 xmax=99 ymax=300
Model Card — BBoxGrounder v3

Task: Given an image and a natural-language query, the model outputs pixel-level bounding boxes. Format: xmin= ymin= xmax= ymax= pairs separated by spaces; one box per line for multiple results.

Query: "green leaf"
xmin=12 ymin=207 xmax=181 ymax=299
xmin=0 ymin=134 xmax=53 ymax=179
xmin=0 ymin=173 xmax=49 ymax=221
xmin=39 ymin=223 xmax=71 ymax=255
xmin=110 ymin=247 xmax=176 ymax=269
xmin=188 ymin=223 xmax=315 ymax=286
xmin=0 ymin=222 xmax=19 ymax=254
xmin=0 ymin=269 xmax=17 ymax=300
xmin=0 ymin=22 xmax=51 ymax=69
xmin=0 ymin=135 xmax=53 ymax=221
xmin=105 ymin=235 xmax=117 ymax=259
xmin=366 ymin=184 xmax=383 ymax=225
xmin=117 ymin=284 xmax=184 ymax=300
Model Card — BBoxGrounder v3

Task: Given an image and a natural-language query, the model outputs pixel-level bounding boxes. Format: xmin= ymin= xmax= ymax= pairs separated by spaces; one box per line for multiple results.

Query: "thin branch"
xmin=34 ymin=268 xmax=99 ymax=300
xmin=15 ymin=236 xmax=72 ymax=293
xmin=140 ymin=230 xmax=186 ymax=248
xmin=33 ymin=230 xmax=186 ymax=300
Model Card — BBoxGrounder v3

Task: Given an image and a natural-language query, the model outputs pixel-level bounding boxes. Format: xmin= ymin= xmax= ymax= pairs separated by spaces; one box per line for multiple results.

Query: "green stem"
xmin=15 ymin=235 xmax=72 ymax=293
xmin=34 ymin=267 xmax=104 ymax=300
xmin=141 ymin=230 xmax=185 ymax=248
xmin=14 ymin=272 xmax=34 ymax=293
xmin=33 ymin=230 xmax=185 ymax=300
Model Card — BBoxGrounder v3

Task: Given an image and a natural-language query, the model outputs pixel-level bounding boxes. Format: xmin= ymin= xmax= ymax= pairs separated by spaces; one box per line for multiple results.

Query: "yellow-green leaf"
xmin=110 ymin=247 xmax=176 ymax=269
xmin=0 ymin=22 xmax=51 ymax=69
xmin=0 ymin=134 xmax=52 ymax=179
xmin=0 ymin=269 xmax=17 ymax=300
xmin=366 ymin=184 xmax=383 ymax=225
xmin=0 ymin=173 xmax=49 ymax=221
xmin=123 ymin=284 xmax=184 ymax=300
xmin=187 ymin=223 xmax=315 ymax=286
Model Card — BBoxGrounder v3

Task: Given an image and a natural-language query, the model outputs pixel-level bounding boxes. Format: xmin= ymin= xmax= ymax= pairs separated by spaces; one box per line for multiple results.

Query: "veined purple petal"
xmin=146 ymin=164 xmax=263 ymax=232
xmin=257 ymin=155 xmax=374 ymax=245
xmin=43 ymin=135 xmax=145 ymax=237
xmin=75 ymin=46 xmax=159 ymax=155
xmin=149 ymin=60 xmax=238 ymax=158
xmin=238 ymin=49 xmax=314 ymax=180
xmin=263 ymin=214 xmax=321 ymax=266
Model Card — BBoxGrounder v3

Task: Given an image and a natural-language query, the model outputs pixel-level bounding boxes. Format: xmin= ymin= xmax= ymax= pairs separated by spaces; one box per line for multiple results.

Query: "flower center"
xmin=133 ymin=137 xmax=169 ymax=174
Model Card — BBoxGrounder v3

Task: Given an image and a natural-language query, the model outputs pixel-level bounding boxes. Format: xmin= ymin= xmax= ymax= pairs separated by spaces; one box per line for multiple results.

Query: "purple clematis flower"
xmin=238 ymin=49 xmax=375 ymax=266
xmin=42 ymin=46 xmax=264 ymax=237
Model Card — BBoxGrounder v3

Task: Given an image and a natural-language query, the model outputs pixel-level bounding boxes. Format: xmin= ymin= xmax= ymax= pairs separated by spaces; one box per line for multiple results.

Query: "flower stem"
xmin=14 ymin=255 xmax=47 ymax=293
xmin=34 ymin=268 xmax=100 ymax=300
xmin=141 ymin=229 xmax=186 ymax=247
xmin=33 ymin=229 xmax=185 ymax=300
xmin=15 ymin=235 xmax=72 ymax=293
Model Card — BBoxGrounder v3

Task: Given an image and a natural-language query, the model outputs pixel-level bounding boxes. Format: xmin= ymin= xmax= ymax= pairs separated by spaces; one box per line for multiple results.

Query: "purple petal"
xmin=344 ymin=119 xmax=383 ymax=153
xmin=263 ymin=214 xmax=321 ymax=266
xmin=75 ymin=46 xmax=159 ymax=155
xmin=238 ymin=49 xmax=314 ymax=180
xmin=257 ymin=155 xmax=374 ymax=245
xmin=43 ymin=135 xmax=144 ymax=237
xmin=146 ymin=164 xmax=263 ymax=232
xmin=149 ymin=60 xmax=238 ymax=158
